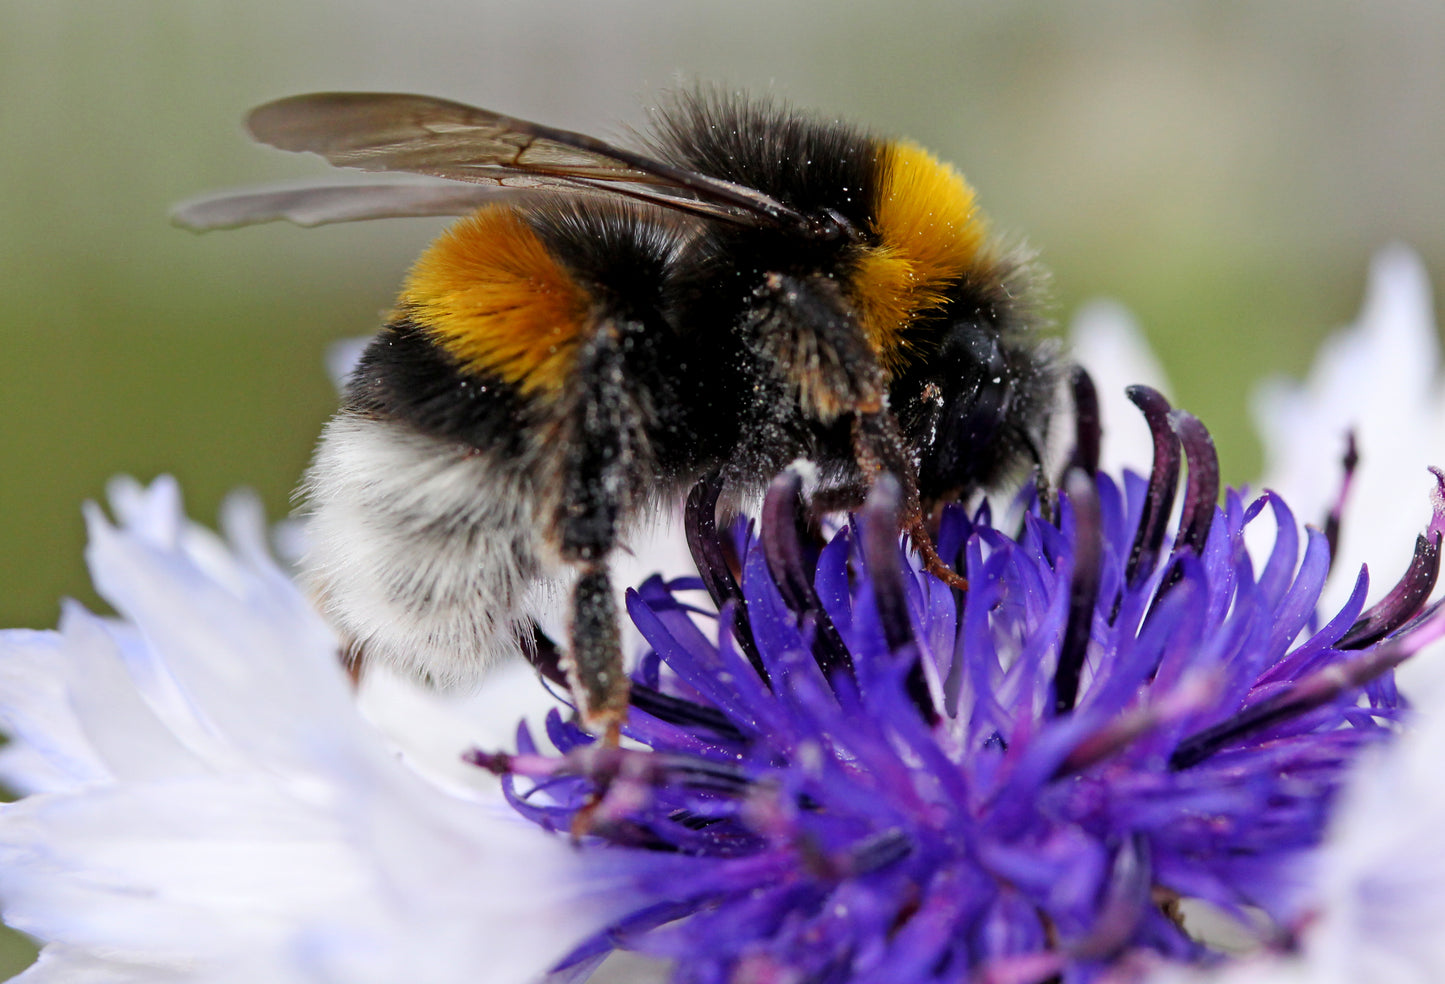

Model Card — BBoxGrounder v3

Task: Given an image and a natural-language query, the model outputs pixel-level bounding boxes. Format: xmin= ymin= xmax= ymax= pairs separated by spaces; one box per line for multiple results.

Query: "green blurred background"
xmin=1 ymin=1 xmax=1443 ymax=974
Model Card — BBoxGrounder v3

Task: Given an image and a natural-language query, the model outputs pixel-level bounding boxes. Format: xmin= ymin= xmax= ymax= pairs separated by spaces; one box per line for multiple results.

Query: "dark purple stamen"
xmin=761 ymin=471 xmax=853 ymax=679
xmin=1338 ymin=532 xmax=1442 ymax=649
xmin=629 ymin=683 xmax=748 ymax=744
xmin=1156 ymin=409 xmax=1219 ymax=595
xmin=1055 ymin=470 xmax=1103 ymax=716
xmin=761 ymin=471 xmax=815 ymax=612
xmin=1069 ymin=365 xmax=1102 ymax=477
xmin=1123 ymin=386 xmax=1180 ymax=588
xmin=859 ymin=475 xmax=936 ymax=722
xmin=685 ymin=474 xmax=767 ymax=683
xmin=524 ymin=622 xmax=570 ymax=689
xmin=1168 ymin=410 xmax=1219 ymax=560
xmin=1323 ymin=432 xmax=1359 ymax=574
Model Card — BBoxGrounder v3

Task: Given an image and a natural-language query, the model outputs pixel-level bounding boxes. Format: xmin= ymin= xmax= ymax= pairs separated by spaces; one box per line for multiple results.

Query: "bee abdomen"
xmin=300 ymin=412 xmax=561 ymax=686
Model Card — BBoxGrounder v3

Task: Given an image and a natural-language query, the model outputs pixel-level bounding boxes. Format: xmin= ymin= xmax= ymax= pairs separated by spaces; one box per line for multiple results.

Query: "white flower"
xmin=1073 ymin=244 xmax=1445 ymax=646
xmin=1067 ymin=246 xmax=1445 ymax=984
xmin=1134 ymin=249 xmax=1445 ymax=984
xmin=0 ymin=477 xmax=645 ymax=984
xmin=1146 ymin=666 xmax=1445 ymax=984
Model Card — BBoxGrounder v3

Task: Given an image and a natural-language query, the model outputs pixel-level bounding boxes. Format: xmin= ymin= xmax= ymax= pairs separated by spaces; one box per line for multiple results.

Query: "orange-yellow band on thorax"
xmin=852 ymin=141 xmax=990 ymax=373
xmin=399 ymin=207 xmax=590 ymax=397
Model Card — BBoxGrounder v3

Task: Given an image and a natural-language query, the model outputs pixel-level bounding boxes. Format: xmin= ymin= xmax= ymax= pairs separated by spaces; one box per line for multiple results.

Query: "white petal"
xmin=0 ymin=477 xmax=646 ymax=984
xmin=0 ymin=628 xmax=117 ymax=794
xmin=9 ymin=944 xmax=198 ymax=984
xmin=1067 ymin=299 xmax=1174 ymax=477
xmin=326 ymin=336 xmax=372 ymax=393
xmin=1302 ymin=664 xmax=1445 ymax=983
xmin=1254 ymin=245 xmax=1444 ymax=616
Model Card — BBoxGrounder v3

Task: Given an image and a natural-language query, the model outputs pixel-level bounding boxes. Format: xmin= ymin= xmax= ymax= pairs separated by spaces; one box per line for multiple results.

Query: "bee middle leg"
xmin=564 ymin=562 xmax=627 ymax=743
xmin=550 ymin=320 xmax=651 ymax=742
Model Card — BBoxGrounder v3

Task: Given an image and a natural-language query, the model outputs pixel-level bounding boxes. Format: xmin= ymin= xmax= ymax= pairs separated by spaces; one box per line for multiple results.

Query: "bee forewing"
xmin=245 ymin=92 xmax=661 ymax=182
xmin=170 ymin=180 xmax=509 ymax=230
xmin=243 ymin=92 xmax=801 ymax=228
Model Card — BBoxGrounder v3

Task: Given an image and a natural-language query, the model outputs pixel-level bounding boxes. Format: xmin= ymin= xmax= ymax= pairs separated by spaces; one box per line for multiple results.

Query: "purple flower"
xmin=478 ymin=383 xmax=1445 ymax=984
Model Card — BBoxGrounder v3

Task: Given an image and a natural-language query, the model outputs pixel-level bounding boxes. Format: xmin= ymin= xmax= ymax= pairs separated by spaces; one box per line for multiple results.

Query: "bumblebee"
xmin=176 ymin=90 xmax=1057 ymax=736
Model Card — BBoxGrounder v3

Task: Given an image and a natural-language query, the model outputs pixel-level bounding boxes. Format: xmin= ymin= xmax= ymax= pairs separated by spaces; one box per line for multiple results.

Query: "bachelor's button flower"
xmin=0 ymin=477 xmax=646 ymax=984
xmin=480 ymin=385 xmax=1445 ymax=984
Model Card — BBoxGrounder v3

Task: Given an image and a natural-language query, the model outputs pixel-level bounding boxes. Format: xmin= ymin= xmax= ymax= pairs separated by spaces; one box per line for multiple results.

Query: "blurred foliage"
xmin=0 ymin=1 xmax=1442 ymax=970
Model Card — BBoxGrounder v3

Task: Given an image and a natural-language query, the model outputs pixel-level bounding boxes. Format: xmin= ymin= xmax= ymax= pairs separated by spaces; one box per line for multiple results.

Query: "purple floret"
xmin=474 ymin=384 xmax=1445 ymax=984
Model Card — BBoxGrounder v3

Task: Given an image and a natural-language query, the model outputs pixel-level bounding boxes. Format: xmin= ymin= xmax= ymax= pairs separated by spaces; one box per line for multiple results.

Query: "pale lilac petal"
xmin=325 ymin=336 xmax=371 ymax=392
xmin=1303 ymin=670 xmax=1445 ymax=982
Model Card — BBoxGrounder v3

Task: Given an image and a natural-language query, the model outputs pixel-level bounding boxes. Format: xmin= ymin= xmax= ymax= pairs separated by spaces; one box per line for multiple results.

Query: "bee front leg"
xmin=852 ymin=410 xmax=969 ymax=592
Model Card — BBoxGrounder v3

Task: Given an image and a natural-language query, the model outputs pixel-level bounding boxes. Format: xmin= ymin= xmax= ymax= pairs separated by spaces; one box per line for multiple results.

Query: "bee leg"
xmin=550 ymin=317 xmax=648 ymax=744
xmin=525 ymin=616 xmax=626 ymax=744
xmin=853 ymin=410 xmax=969 ymax=592
xmin=325 ymin=636 xmax=368 ymax=690
xmin=561 ymin=558 xmax=628 ymax=837
xmin=566 ymin=561 xmax=628 ymax=744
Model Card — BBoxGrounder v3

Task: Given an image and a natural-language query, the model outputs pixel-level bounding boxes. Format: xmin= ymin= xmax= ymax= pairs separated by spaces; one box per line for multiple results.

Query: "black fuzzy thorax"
xmin=648 ymin=91 xmax=882 ymax=280
xmin=646 ymin=90 xmax=881 ymax=231
xmin=644 ymin=93 xmax=891 ymax=487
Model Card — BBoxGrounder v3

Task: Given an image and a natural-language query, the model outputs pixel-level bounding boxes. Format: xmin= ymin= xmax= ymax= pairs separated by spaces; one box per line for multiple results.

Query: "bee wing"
xmin=244 ymin=92 xmax=804 ymax=228
xmin=171 ymin=179 xmax=513 ymax=230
